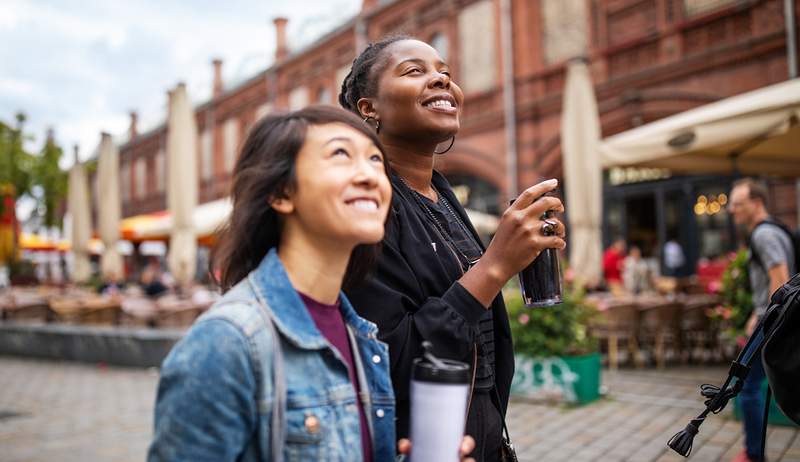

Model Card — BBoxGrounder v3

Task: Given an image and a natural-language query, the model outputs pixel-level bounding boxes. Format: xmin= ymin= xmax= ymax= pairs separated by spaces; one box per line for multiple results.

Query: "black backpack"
xmin=667 ymin=272 xmax=800 ymax=458
xmin=750 ymin=219 xmax=800 ymax=275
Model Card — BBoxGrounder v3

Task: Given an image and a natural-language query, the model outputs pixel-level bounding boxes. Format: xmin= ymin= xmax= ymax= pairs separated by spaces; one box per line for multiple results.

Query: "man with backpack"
xmin=728 ymin=178 xmax=796 ymax=462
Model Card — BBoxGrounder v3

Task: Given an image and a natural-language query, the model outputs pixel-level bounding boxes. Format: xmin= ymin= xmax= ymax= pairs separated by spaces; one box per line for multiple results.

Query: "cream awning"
xmin=599 ymin=79 xmax=800 ymax=176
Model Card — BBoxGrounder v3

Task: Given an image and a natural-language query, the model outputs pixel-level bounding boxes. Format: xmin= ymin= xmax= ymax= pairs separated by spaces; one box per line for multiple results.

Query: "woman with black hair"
xmin=340 ymin=37 xmax=567 ymax=461
xmin=149 ymin=106 xmax=448 ymax=461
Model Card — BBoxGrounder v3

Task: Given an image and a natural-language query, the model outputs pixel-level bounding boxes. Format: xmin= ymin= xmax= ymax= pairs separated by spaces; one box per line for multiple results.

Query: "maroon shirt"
xmin=298 ymin=292 xmax=373 ymax=462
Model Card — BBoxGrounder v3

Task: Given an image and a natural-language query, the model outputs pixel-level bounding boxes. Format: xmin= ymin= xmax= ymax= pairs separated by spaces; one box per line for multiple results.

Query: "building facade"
xmin=118 ymin=0 xmax=799 ymax=271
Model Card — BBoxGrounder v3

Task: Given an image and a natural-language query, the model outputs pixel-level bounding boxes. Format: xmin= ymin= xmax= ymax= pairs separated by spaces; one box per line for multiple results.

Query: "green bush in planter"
xmin=506 ymin=287 xmax=601 ymax=404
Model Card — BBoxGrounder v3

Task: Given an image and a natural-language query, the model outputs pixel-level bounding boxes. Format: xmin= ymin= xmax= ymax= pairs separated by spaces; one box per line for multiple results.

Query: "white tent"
xmin=166 ymin=83 xmax=199 ymax=286
xmin=68 ymin=147 xmax=92 ymax=283
xmin=561 ymin=59 xmax=603 ymax=287
xmin=599 ymin=79 xmax=800 ymax=176
xmin=96 ymin=132 xmax=123 ymax=279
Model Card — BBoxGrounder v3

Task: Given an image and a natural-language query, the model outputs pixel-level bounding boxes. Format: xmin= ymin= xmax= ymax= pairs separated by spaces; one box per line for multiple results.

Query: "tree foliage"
xmin=0 ymin=112 xmax=69 ymax=230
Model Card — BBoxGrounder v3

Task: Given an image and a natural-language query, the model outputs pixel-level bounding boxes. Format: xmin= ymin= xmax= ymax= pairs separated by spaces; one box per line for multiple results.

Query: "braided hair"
xmin=338 ymin=35 xmax=411 ymax=116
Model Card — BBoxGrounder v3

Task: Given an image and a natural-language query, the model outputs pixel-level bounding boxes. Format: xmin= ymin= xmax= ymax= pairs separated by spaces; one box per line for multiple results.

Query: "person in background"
xmin=98 ymin=272 xmax=125 ymax=296
xmin=603 ymin=238 xmax=626 ymax=289
xmin=663 ymin=233 xmax=686 ymax=278
xmin=140 ymin=264 xmax=168 ymax=298
xmin=728 ymin=178 xmax=794 ymax=462
xmin=623 ymin=246 xmax=652 ymax=294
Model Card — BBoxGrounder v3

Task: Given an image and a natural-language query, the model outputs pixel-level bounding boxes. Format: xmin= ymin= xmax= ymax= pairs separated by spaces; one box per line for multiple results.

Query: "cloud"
xmin=1 ymin=0 xmax=360 ymax=163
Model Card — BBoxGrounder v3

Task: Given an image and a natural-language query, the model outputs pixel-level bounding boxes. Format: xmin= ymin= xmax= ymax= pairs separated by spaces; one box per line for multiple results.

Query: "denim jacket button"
xmin=376 ymin=409 xmax=385 ymax=418
xmin=304 ymin=414 xmax=320 ymax=433
xmin=372 ymin=355 xmax=381 ymax=364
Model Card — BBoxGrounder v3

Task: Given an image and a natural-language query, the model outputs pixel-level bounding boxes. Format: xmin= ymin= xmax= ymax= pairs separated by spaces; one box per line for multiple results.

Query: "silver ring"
xmin=541 ymin=219 xmax=557 ymax=235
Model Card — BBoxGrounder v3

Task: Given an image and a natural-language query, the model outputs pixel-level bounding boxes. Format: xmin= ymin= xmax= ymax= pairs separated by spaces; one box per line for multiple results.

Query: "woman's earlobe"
xmin=270 ymin=197 xmax=294 ymax=214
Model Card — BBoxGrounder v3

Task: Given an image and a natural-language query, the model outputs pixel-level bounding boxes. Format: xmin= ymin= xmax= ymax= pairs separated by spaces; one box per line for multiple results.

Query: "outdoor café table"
xmin=119 ymin=297 xmax=159 ymax=327
xmin=585 ymin=292 xmax=642 ymax=369
xmin=48 ymin=294 xmax=121 ymax=325
xmin=2 ymin=290 xmax=51 ymax=322
xmin=679 ymin=292 xmax=723 ymax=363
xmin=154 ymin=295 xmax=202 ymax=328
xmin=635 ymin=293 xmax=684 ymax=369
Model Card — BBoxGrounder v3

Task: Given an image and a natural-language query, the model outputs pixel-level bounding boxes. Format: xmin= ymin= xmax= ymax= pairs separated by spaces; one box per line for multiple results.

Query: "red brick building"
xmin=118 ymin=0 xmax=799 ymax=270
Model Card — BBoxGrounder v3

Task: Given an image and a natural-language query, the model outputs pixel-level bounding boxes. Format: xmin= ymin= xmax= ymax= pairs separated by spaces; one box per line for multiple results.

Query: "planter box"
xmin=510 ymin=352 xmax=601 ymax=405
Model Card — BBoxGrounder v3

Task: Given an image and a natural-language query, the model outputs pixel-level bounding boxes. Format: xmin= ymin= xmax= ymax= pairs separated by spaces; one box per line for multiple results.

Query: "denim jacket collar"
xmin=247 ymin=248 xmax=378 ymax=349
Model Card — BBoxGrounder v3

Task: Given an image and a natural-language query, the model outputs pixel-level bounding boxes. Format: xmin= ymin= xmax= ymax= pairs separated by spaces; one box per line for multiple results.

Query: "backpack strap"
xmin=760 ymin=386 xmax=771 ymax=460
xmin=749 ymin=219 xmax=794 ymax=269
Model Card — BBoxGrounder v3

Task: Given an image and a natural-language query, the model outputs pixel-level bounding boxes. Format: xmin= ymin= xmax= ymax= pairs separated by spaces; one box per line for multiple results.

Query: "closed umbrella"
xmin=97 ymin=132 xmax=123 ymax=280
xmin=166 ymin=83 xmax=198 ymax=286
xmin=68 ymin=146 xmax=92 ymax=282
xmin=561 ymin=59 xmax=603 ymax=287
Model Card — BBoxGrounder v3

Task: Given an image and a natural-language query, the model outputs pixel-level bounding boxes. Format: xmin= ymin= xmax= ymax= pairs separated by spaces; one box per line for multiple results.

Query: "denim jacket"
xmin=148 ymin=249 xmax=396 ymax=461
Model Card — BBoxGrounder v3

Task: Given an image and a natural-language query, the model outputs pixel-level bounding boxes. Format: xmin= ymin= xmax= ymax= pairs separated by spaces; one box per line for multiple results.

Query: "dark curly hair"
xmin=338 ymin=35 xmax=411 ymax=116
xmin=211 ymin=105 xmax=389 ymax=292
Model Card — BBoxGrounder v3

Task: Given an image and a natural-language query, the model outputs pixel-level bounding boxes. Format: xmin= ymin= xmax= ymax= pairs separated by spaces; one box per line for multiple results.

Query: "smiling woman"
xmin=147 ymin=106 xmax=399 ymax=461
xmin=340 ymin=37 xmax=567 ymax=462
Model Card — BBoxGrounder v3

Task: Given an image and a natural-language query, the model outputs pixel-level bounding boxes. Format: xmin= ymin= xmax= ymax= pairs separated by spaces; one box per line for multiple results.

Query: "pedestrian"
xmin=622 ymin=245 xmax=651 ymax=294
xmin=148 ymin=106 xmax=474 ymax=461
xmin=339 ymin=36 xmax=566 ymax=461
xmin=603 ymin=238 xmax=626 ymax=290
xmin=728 ymin=178 xmax=794 ymax=462
xmin=662 ymin=233 xmax=685 ymax=278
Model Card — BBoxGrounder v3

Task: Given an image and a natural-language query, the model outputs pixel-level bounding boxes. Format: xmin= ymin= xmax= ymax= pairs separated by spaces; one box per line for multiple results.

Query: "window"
xmin=684 ymin=0 xmax=737 ymax=17
xmin=223 ymin=118 xmax=239 ymax=173
xmin=120 ymin=162 xmax=130 ymax=202
xmin=458 ymin=0 xmax=497 ymax=93
xmin=542 ymin=0 xmax=588 ymax=64
xmin=200 ymin=129 xmax=213 ymax=180
xmin=135 ymin=157 xmax=147 ymax=199
xmin=335 ymin=66 xmax=350 ymax=97
xmin=430 ymin=32 xmax=449 ymax=62
xmin=289 ymin=86 xmax=309 ymax=110
xmin=155 ymin=148 xmax=165 ymax=193
xmin=317 ymin=87 xmax=332 ymax=104
xmin=255 ymin=103 xmax=272 ymax=121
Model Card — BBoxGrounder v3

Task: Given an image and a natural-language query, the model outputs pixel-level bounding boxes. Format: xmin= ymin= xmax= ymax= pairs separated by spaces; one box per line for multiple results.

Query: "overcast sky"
xmin=1 ymin=0 xmax=361 ymax=166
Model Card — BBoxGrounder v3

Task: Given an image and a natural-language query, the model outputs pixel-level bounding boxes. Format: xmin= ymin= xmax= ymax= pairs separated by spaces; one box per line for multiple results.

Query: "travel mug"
xmin=511 ymin=192 xmax=563 ymax=307
xmin=409 ymin=342 xmax=471 ymax=462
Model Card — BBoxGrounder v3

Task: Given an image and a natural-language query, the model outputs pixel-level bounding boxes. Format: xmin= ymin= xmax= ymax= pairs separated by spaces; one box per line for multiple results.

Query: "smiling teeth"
xmin=351 ymin=199 xmax=378 ymax=211
xmin=426 ymin=100 xmax=453 ymax=109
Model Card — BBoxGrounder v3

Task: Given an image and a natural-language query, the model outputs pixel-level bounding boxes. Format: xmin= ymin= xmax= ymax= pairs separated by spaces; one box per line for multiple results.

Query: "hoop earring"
xmin=434 ymin=136 xmax=455 ymax=155
xmin=363 ymin=116 xmax=380 ymax=134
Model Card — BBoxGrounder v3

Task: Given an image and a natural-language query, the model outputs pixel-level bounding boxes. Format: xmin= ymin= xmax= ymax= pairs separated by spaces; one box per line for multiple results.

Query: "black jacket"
xmin=345 ymin=171 xmax=514 ymax=438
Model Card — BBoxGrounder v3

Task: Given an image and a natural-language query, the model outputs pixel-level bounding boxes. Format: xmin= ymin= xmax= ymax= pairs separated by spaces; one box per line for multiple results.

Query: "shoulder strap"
xmin=243 ymin=280 xmax=287 ymax=462
xmin=750 ymin=219 xmax=796 ymax=269
xmin=760 ymin=386 xmax=771 ymax=460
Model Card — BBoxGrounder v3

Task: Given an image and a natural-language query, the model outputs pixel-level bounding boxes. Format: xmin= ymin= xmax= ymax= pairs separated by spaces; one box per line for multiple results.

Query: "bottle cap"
xmin=412 ymin=341 xmax=470 ymax=384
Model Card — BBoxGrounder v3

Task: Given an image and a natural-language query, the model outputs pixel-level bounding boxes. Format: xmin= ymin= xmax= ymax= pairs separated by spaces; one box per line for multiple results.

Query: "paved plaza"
xmin=0 ymin=356 xmax=798 ymax=461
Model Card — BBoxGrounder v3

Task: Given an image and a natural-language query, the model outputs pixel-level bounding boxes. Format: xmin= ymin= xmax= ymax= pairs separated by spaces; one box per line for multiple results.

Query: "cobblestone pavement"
xmin=1 ymin=357 xmax=798 ymax=461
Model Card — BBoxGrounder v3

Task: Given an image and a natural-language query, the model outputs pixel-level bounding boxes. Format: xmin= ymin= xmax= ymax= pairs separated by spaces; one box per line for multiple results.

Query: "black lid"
xmin=411 ymin=341 xmax=470 ymax=384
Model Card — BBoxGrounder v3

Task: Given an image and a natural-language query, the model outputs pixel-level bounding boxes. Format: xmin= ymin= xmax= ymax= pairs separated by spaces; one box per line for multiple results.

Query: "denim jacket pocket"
xmin=285 ymin=406 xmax=329 ymax=462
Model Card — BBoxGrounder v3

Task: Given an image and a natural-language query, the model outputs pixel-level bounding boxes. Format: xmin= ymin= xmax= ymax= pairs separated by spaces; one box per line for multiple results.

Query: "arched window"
xmin=317 ymin=87 xmax=332 ymax=104
xmin=430 ymin=32 xmax=449 ymax=62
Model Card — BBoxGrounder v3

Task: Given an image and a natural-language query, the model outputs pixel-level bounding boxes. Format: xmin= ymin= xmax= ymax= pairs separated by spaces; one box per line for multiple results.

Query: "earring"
xmin=363 ymin=116 xmax=380 ymax=134
xmin=434 ymin=136 xmax=455 ymax=155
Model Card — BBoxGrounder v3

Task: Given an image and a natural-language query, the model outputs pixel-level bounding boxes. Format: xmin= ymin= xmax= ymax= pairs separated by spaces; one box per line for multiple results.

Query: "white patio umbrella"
xmin=599 ymin=79 xmax=800 ymax=176
xmin=561 ymin=59 xmax=603 ymax=287
xmin=96 ymin=132 xmax=123 ymax=280
xmin=68 ymin=146 xmax=92 ymax=283
xmin=166 ymin=83 xmax=198 ymax=286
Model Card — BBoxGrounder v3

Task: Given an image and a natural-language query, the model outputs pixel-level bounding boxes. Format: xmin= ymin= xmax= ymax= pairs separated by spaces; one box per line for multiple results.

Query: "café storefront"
xmin=602 ymin=168 xmax=737 ymax=276
xmin=598 ymin=79 xmax=800 ymax=277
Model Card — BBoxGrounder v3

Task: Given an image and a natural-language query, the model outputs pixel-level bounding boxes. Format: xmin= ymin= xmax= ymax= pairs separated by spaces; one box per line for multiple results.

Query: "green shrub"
xmin=506 ymin=286 xmax=599 ymax=357
xmin=713 ymin=249 xmax=752 ymax=339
